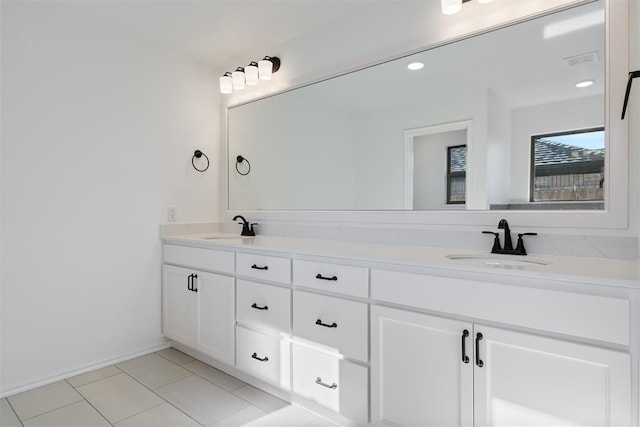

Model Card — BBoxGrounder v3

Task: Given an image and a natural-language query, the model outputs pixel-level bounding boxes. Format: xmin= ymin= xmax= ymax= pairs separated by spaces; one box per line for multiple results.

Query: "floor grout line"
xmin=4 ymin=397 xmax=25 ymax=427
xmin=64 ymin=379 xmax=115 ymax=427
xmin=66 ymin=366 xmax=123 ymax=389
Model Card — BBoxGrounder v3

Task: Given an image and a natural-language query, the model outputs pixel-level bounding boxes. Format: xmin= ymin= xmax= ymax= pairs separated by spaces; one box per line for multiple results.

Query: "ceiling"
xmin=62 ymin=0 xmax=378 ymax=70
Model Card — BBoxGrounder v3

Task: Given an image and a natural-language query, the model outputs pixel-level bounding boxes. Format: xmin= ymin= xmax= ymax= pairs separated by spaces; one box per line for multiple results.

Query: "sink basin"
xmin=446 ymin=254 xmax=550 ymax=266
xmin=200 ymin=233 xmax=252 ymax=241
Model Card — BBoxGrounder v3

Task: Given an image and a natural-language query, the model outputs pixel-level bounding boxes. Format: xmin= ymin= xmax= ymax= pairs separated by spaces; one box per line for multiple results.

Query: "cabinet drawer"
xmin=164 ymin=244 xmax=234 ymax=274
xmin=293 ymin=260 xmax=368 ymax=298
xmin=371 ymin=269 xmax=630 ymax=346
xmin=293 ymin=291 xmax=368 ymax=362
xmin=292 ymin=344 xmax=368 ymax=423
xmin=236 ymin=253 xmax=291 ymax=284
xmin=236 ymin=280 xmax=291 ymax=334
xmin=236 ymin=326 xmax=291 ymax=390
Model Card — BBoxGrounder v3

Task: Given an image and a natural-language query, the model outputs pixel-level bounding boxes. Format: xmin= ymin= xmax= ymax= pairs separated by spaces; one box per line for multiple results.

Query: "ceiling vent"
xmin=563 ymin=51 xmax=599 ymax=67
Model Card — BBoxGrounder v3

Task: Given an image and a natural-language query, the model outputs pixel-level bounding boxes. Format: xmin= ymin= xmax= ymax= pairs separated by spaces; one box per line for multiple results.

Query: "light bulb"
xmin=232 ymin=68 xmax=245 ymax=90
xmin=258 ymin=58 xmax=273 ymax=80
xmin=219 ymin=73 xmax=232 ymax=94
xmin=441 ymin=0 xmax=462 ymax=15
xmin=575 ymin=80 xmax=594 ymax=88
xmin=245 ymin=62 xmax=259 ymax=85
xmin=407 ymin=62 xmax=424 ymax=70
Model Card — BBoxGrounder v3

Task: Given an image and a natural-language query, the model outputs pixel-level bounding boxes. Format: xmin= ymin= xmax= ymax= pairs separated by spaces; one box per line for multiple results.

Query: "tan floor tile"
xmin=22 ymin=401 xmax=110 ymax=427
xmin=156 ymin=348 xmax=195 ymax=366
xmin=7 ymin=381 xmax=83 ymax=421
xmin=231 ymin=385 xmax=287 ymax=413
xmin=76 ymin=373 xmax=163 ymax=423
xmin=182 ymin=360 xmax=245 ymax=392
xmin=115 ymin=402 xmax=200 ymax=427
xmin=117 ymin=353 xmax=191 ymax=389
xmin=155 ymin=376 xmax=249 ymax=426
xmin=210 ymin=404 xmax=268 ymax=426
xmin=67 ymin=365 xmax=122 ymax=388
xmin=0 ymin=398 xmax=22 ymax=427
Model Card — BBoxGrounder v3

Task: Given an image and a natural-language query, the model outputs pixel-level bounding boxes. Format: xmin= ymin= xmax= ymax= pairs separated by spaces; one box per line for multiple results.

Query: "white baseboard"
xmin=0 ymin=340 xmax=170 ymax=399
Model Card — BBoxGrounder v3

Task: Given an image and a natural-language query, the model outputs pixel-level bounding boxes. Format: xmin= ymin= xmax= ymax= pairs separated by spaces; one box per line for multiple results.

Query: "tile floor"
xmin=0 ymin=348 xmax=337 ymax=426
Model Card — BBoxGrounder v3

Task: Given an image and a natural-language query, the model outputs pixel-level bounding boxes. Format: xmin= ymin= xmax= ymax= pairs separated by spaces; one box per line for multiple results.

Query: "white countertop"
xmin=162 ymin=233 xmax=640 ymax=289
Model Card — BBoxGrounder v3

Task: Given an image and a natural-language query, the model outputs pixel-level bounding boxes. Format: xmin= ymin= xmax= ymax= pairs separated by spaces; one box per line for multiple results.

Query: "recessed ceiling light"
xmin=575 ymin=80 xmax=594 ymax=88
xmin=407 ymin=62 xmax=424 ymax=71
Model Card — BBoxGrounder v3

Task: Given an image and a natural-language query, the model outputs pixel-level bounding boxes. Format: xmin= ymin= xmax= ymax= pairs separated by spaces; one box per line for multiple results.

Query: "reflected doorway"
xmin=404 ymin=121 xmax=471 ymax=210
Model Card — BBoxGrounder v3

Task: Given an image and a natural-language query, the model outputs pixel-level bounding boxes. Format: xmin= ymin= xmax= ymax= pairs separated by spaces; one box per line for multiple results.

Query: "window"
xmin=447 ymin=145 xmax=466 ymax=204
xmin=530 ymin=127 xmax=604 ymax=202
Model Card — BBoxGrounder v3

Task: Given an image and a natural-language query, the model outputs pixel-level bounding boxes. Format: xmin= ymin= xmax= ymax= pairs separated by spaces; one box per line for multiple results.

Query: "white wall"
xmin=228 ymin=95 xmax=355 ymax=210
xmin=0 ymin=2 xmax=219 ymax=394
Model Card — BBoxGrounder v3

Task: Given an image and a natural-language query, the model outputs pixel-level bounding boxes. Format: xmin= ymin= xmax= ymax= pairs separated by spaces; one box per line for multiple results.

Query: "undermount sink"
xmin=199 ymin=233 xmax=252 ymax=241
xmin=446 ymin=254 xmax=551 ymax=266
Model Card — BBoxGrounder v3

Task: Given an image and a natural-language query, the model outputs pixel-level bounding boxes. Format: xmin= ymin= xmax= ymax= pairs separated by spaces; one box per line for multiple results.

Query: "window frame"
xmin=529 ymin=126 xmax=605 ymax=203
xmin=446 ymin=144 xmax=467 ymax=205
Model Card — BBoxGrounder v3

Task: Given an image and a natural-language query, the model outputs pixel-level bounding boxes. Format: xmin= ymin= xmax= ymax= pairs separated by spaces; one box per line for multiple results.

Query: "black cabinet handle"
xmin=192 ymin=274 xmax=198 ymax=292
xmin=621 ymin=70 xmax=640 ymax=120
xmin=315 ymin=377 xmax=337 ymax=390
xmin=315 ymin=319 xmax=338 ymax=328
xmin=315 ymin=274 xmax=338 ymax=281
xmin=251 ymin=264 xmax=269 ymax=271
xmin=251 ymin=303 xmax=269 ymax=311
xmin=187 ymin=274 xmax=193 ymax=291
xmin=475 ymin=332 xmax=484 ymax=367
xmin=461 ymin=329 xmax=470 ymax=364
xmin=251 ymin=352 xmax=269 ymax=362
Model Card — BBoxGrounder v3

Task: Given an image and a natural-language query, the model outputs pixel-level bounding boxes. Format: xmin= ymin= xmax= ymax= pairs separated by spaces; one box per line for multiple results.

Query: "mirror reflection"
xmin=228 ymin=0 xmax=605 ymax=211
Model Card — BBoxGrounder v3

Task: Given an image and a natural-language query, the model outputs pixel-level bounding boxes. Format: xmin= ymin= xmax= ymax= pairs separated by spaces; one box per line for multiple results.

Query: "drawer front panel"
xmin=164 ymin=244 xmax=234 ymax=274
xmin=293 ymin=291 xmax=368 ymax=362
xmin=236 ymin=279 xmax=291 ymax=334
xmin=236 ymin=326 xmax=291 ymax=390
xmin=236 ymin=253 xmax=291 ymax=284
xmin=293 ymin=260 xmax=368 ymax=298
xmin=292 ymin=345 xmax=368 ymax=423
xmin=371 ymin=269 xmax=630 ymax=346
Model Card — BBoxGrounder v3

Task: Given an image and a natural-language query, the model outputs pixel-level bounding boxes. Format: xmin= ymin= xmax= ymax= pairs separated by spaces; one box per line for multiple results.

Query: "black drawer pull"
xmin=192 ymin=274 xmax=198 ymax=292
xmin=251 ymin=303 xmax=269 ymax=311
xmin=251 ymin=264 xmax=269 ymax=270
xmin=315 ymin=274 xmax=338 ymax=281
xmin=187 ymin=274 xmax=193 ymax=291
xmin=315 ymin=319 xmax=337 ymax=328
xmin=315 ymin=377 xmax=337 ymax=390
xmin=251 ymin=352 xmax=269 ymax=362
xmin=475 ymin=332 xmax=484 ymax=367
xmin=461 ymin=329 xmax=470 ymax=364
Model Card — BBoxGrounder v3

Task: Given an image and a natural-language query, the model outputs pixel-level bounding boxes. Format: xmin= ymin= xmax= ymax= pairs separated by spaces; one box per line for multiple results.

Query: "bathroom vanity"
xmin=161 ymin=232 xmax=639 ymax=426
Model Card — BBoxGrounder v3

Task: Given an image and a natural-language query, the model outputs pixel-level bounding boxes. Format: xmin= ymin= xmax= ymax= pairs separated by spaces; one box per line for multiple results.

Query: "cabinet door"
xmin=371 ymin=305 xmax=473 ymax=426
xmin=195 ymin=271 xmax=235 ymax=365
xmin=162 ymin=265 xmax=195 ymax=347
xmin=474 ymin=325 xmax=631 ymax=426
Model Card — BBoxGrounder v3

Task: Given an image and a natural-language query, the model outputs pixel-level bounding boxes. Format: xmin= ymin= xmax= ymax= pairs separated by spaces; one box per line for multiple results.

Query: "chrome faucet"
xmin=233 ymin=215 xmax=256 ymax=236
xmin=483 ymin=219 xmax=537 ymax=255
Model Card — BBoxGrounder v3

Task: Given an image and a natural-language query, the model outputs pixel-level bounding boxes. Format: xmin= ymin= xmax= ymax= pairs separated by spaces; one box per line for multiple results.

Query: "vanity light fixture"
xmin=407 ymin=62 xmax=425 ymax=70
xmin=219 ymin=72 xmax=233 ymax=94
xmin=442 ymin=0 xmax=492 ymax=15
xmin=575 ymin=80 xmax=594 ymax=88
xmin=219 ymin=56 xmax=281 ymax=94
xmin=245 ymin=62 xmax=259 ymax=85
xmin=232 ymin=67 xmax=246 ymax=90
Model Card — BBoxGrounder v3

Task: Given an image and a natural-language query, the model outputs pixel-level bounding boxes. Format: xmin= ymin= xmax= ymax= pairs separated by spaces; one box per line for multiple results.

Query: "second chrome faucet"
xmin=483 ymin=219 xmax=537 ymax=255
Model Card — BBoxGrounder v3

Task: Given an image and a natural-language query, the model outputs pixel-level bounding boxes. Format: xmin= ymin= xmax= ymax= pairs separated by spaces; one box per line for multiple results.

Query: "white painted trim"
xmin=403 ymin=120 xmax=472 ymax=210
xmin=0 ymin=341 xmax=170 ymax=398
xmin=222 ymin=0 xmax=630 ymax=232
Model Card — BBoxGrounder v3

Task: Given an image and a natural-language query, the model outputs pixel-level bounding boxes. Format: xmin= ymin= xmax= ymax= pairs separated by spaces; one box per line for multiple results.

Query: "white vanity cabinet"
xmin=234 ymin=253 xmax=294 ymax=391
xmin=162 ymin=265 xmax=235 ymax=365
xmin=162 ymin=237 xmax=638 ymax=427
xmin=370 ymin=270 xmax=633 ymax=427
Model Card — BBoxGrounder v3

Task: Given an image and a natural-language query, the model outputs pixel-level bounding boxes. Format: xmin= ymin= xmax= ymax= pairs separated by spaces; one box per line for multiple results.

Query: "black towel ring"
xmin=236 ymin=155 xmax=251 ymax=176
xmin=192 ymin=150 xmax=210 ymax=172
